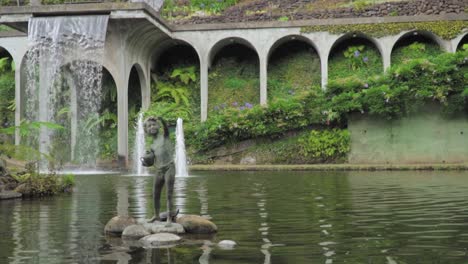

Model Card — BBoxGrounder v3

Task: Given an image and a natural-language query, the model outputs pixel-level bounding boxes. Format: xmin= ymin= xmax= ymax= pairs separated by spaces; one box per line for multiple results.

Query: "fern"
xmin=170 ymin=66 xmax=197 ymax=84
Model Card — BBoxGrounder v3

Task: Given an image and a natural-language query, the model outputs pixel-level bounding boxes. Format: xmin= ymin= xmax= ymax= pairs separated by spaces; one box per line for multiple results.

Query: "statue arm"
xmin=159 ymin=117 xmax=170 ymax=138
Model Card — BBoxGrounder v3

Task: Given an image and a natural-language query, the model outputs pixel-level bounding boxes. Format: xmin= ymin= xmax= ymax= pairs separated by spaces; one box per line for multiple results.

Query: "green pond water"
xmin=2 ymin=171 xmax=468 ymax=263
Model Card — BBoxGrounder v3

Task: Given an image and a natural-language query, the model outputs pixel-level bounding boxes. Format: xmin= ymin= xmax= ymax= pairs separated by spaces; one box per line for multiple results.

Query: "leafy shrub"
xmin=0 ymin=57 xmax=15 ymax=129
xmin=268 ymin=43 xmax=321 ymax=102
xmin=186 ymin=90 xmax=326 ymax=152
xmin=146 ymin=66 xmax=195 ymax=124
xmin=186 ymin=49 xmax=468 ymax=154
xmin=298 ymin=129 xmax=350 ymax=161
xmin=329 ymin=43 xmax=383 ymax=80
xmin=392 ymin=42 xmax=442 ymax=65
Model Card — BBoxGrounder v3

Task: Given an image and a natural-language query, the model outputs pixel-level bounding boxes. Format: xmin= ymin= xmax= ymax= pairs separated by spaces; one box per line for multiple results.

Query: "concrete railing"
xmin=1 ymin=0 xmax=164 ymax=11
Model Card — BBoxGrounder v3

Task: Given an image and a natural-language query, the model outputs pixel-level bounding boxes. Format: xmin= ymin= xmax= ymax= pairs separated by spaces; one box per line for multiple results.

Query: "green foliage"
xmin=209 ymin=56 xmax=259 ymax=113
xmin=162 ymin=0 xmax=237 ymax=19
xmin=298 ymin=129 xmax=350 ymax=161
xmin=0 ymin=121 xmax=64 ymax=162
xmin=325 ymin=49 xmax=468 ymax=120
xmin=343 ymin=45 xmax=366 ymax=70
xmin=187 ymin=49 xmax=468 ymax=155
xmin=329 ymin=43 xmax=382 ymax=80
xmin=392 ymin=42 xmax=442 ymax=65
xmin=0 ymin=25 xmax=13 ymax=31
xmin=268 ymin=46 xmax=321 ymax=102
xmin=13 ymin=171 xmax=74 ymax=197
xmin=278 ymin=16 xmax=289 ymax=22
xmin=352 ymin=0 xmax=371 ymax=11
xmin=186 ymin=91 xmax=325 ymax=152
xmin=0 ymin=57 xmax=15 ymax=128
xmin=170 ymin=66 xmax=197 ymax=85
xmin=191 ymin=0 xmax=237 ymax=13
xmin=301 ymin=21 xmax=468 ymax=40
xmin=61 ymin=173 xmax=75 ymax=188
xmin=146 ymin=66 xmax=195 ymax=124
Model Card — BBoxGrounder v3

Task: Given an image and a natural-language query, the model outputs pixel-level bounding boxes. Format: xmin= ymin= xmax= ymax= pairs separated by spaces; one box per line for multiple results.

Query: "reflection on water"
xmin=2 ymin=171 xmax=468 ymax=263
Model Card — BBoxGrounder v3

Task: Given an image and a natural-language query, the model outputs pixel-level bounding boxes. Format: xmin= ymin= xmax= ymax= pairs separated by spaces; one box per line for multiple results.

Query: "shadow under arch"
xmin=456 ymin=32 xmax=468 ymax=51
xmin=267 ymin=34 xmax=322 ymax=101
xmin=208 ymin=37 xmax=258 ymax=67
xmin=328 ymin=32 xmax=384 ymax=80
xmin=128 ymin=63 xmax=146 ymax=113
xmin=151 ymin=38 xmax=202 ymax=72
xmin=330 ymin=32 xmax=384 ymax=59
xmin=267 ymin=34 xmax=321 ymax=62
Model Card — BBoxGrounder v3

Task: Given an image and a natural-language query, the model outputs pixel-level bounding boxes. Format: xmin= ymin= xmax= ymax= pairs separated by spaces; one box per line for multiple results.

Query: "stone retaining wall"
xmin=173 ymin=0 xmax=467 ymax=25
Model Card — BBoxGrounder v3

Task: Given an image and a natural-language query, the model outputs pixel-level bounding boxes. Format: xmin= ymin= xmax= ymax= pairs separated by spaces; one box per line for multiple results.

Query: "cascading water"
xmin=25 ymin=15 xmax=109 ymax=171
xmin=175 ymin=118 xmax=189 ymax=177
xmin=133 ymin=113 xmax=148 ymax=175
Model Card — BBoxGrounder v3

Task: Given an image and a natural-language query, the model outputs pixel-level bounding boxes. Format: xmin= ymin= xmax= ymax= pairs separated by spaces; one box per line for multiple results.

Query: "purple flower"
xmin=354 ymin=50 xmax=360 ymax=57
xmin=245 ymin=102 xmax=253 ymax=109
xmin=363 ymin=56 xmax=369 ymax=63
xmin=363 ymin=83 xmax=369 ymax=88
xmin=232 ymin=102 xmax=238 ymax=107
xmin=239 ymin=106 xmax=245 ymax=111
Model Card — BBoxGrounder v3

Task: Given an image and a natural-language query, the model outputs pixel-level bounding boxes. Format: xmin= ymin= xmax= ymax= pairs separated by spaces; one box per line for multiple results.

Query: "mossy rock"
xmin=104 ymin=216 xmax=137 ymax=235
xmin=176 ymin=215 xmax=218 ymax=234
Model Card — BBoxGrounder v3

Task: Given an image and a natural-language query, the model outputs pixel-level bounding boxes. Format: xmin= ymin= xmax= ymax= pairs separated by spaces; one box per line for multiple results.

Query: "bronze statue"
xmin=141 ymin=117 xmax=175 ymax=225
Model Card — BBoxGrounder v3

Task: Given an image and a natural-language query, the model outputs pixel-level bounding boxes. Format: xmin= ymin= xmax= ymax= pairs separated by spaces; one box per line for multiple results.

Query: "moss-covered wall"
xmin=349 ymin=105 xmax=468 ymax=164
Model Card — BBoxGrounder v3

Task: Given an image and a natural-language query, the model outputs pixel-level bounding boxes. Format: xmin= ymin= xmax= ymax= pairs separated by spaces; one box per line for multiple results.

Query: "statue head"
xmin=144 ymin=116 xmax=161 ymax=137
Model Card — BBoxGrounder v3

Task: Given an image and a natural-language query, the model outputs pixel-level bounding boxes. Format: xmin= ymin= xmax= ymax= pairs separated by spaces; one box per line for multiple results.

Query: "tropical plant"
xmin=170 ymin=66 xmax=197 ymax=85
xmin=343 ymin=45 xmax=366 ymax=70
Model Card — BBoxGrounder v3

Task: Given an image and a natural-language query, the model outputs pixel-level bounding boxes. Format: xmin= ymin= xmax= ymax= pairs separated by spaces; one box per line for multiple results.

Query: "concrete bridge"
xmin=0 ymin=3 xmax=467 ymax=164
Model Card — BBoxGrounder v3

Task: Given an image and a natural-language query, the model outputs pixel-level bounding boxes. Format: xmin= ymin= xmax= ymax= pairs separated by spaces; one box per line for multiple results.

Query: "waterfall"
xmin=133 ymin=113 xmax=147 ymax=175
xmin=175 ymin=118 xmax=188 ymax=177
xmin=25 ymin=15 xmax=109 ymax=171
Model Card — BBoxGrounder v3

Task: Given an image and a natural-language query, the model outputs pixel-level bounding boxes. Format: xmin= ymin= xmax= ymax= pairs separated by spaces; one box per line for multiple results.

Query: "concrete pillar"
xmin=259 ymin=54 xmax=268 ymax=106
xmin=117 ymin=76 xmax=129 ymax=166
xmin=200 ymin=58 xmax=208 ymax=121
xmin=142 ymin=64 xmax=152 ymax=111
xmin=320 ymin=54 xmax=328 ymax=90
xmin=14 ymin=63 xmax=21 ymax=145
xmin=382 ymin=47 xmax=392 ymax=72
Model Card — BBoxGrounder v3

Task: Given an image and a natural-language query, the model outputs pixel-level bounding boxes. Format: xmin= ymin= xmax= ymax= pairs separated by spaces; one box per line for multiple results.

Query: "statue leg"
xmin=149 ymin=171 xmax=164 ymax=223
xmin=165 ymin=165 xmax=176 ymax=225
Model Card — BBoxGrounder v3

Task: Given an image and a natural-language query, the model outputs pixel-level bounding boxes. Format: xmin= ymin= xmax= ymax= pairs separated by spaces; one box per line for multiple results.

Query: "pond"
xmin=1 ymin=171 xmax=468 ymax=263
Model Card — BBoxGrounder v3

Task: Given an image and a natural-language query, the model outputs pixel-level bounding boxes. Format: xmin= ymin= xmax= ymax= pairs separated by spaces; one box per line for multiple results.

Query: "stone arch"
xmin=0 ymin=45 xmax=15 ymax=133
xmin=266 ymin=35 xmax=322 ymax=101
xmin=207 ymin=37 xmax=260 ymax=114
xmin=391 ymin=30 xmax=447 ymax=54
xmin=151 ymin=38 xmax=202 ymax=72
xmin=128 ymin=63 xmax=146 ymax=112
xmin=456 ymin=32 xmax=468 ymax=51
xmin=150 ymin=39 xmax=202 ymax=118
xmin=391 ymin=30 xmax=446 ymax=65
xmin=330 ymin=32 xmax=384 ymax=59
xmin=267 ymin=35 xmax=320 ymax=62
xmin=328 ymin=32 xmax=384 ymax=80
xmin=208 ymin=37 xmax=258 ymax=67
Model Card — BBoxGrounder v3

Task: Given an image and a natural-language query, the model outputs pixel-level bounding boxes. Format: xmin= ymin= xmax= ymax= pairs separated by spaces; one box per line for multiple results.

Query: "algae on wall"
xmin=348 ymin=105 xmax=468 ymax=164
